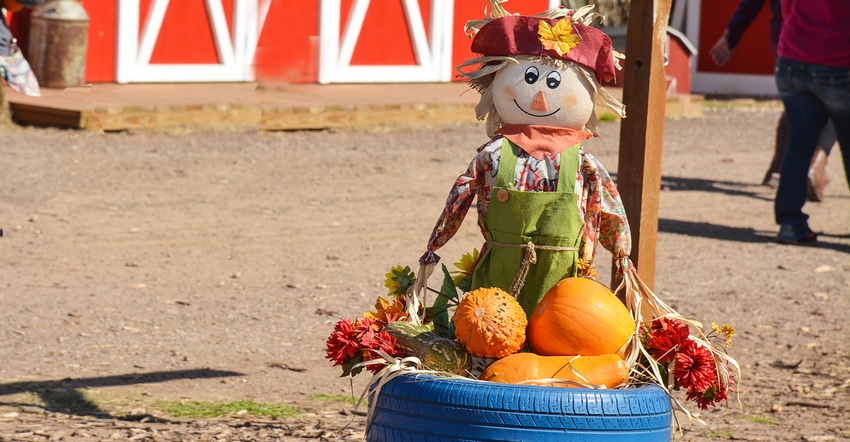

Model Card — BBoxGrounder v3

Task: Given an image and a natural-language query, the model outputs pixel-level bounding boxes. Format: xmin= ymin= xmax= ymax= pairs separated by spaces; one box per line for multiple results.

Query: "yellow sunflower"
xmin=384 ymin=265 xmax=416 ymax=297
xmin=451 ymin=248 xmax=480 ymax=285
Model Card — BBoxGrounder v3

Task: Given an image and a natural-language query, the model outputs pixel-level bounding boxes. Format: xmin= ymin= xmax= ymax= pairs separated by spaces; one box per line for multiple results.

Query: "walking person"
xmin=709 ymin=0 xmax=835 ymax=202
xmin=773 ymin=0 xmax=850 ymax=244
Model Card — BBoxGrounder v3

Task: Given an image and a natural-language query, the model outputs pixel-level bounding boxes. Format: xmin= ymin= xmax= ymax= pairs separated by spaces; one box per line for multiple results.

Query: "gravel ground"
xmin=1 ymin=101 xmax=848 ymax=441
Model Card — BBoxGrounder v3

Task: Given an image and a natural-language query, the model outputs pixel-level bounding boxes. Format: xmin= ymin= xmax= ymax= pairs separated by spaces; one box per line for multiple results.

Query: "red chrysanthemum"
xmin=688 ymin=368 xmax=734 ymax=410
xmin=673 ymin=340 xmax=717 ymax=393
xmin=686 ymin=385 xmax=718 ymax=410
xmin=362 ymin=330 xmax=402 ymax=374
xmin=648 ymin=318 xmax=691 ymax=365
xmin=325 ymin=318 xmax=362 ymax=366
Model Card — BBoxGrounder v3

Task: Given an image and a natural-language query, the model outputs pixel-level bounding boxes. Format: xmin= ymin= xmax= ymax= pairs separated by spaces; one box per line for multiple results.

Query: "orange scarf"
xmin=497 ymin=125 xmax=593 ymax=160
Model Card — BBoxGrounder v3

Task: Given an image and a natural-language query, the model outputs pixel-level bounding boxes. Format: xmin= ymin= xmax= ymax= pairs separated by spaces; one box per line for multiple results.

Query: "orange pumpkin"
xmin=527 ymin=277 xmax=633 ymax=356
xmin=479 ymin=352 xmax=629 ymax=388
xmin=452 ymin=287 xmax=527 ymax=358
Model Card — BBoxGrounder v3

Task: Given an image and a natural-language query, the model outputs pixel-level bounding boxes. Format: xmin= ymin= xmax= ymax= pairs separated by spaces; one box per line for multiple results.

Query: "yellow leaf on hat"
xmin=538 ymin=18 xmax=581 ymax=56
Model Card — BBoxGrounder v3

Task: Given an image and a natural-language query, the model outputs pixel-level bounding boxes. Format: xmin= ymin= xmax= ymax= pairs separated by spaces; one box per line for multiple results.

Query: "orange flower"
xmin=365 ymin=296 xmax=408 ymax=328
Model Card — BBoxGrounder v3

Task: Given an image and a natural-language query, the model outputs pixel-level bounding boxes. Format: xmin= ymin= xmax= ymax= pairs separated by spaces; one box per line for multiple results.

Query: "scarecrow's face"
xmin=492 ymin=59 xmax=594 ymax=129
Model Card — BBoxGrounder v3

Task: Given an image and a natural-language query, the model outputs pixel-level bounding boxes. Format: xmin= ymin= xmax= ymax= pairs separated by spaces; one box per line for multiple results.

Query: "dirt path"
xmin=1 ymin=103 xmax=848 ymax=441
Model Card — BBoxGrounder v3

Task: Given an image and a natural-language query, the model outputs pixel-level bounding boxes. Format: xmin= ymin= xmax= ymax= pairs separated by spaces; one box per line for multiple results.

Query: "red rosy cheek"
xmin=501 ymin=85 xmax=516 ymax=101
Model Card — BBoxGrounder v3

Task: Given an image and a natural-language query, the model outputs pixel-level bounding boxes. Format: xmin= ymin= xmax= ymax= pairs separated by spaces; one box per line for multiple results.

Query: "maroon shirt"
xmin=777 ymin=0 xmax=850 ymax=69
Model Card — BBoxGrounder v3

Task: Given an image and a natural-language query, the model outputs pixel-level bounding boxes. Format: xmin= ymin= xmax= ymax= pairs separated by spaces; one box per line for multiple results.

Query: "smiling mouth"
xmin=514 ymin=99 xmax=560 ymax=117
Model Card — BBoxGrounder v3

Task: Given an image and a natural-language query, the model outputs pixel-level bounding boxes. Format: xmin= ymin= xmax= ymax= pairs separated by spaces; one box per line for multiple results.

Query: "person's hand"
xmin=709 ymin=31 xmax=733 ymax=66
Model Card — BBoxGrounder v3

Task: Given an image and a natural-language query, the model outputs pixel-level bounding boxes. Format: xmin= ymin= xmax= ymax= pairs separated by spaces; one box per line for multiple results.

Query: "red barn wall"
xmin=666 ymin=38 xmax=692 ymax=95
xmin=7 ymin=1 xmax=642 ymax=85
xmin=696 ymin=1 xmax=774 ymax=75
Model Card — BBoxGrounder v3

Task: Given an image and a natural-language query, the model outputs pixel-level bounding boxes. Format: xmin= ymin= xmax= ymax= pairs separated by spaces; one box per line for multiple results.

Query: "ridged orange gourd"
xmin=479 ymin=352 xmax=629 ymax=388
xmin=527 ymin=277 xmax=633 ymax=356
xmin=453 ymin=287 xmax=527 ymax=358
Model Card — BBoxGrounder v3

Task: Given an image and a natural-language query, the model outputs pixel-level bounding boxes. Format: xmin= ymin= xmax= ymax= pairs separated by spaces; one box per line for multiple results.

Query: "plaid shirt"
xmin=725 ymin=0 xmax=781 ymax=55
xmin=420 ymin=136 xmax=631 ymax=269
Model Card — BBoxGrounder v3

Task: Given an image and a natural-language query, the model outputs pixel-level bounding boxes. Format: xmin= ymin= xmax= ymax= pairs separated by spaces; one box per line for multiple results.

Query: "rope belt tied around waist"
xmin=487 ymin=240 xmax=579 ymax=297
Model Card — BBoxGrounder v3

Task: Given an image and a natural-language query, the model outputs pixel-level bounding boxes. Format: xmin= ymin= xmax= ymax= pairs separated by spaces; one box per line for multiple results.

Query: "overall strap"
xmin=557 ymin=143 xmax=581 ymax=193
xmin=496 ymin=138 xmax=520 ymax=188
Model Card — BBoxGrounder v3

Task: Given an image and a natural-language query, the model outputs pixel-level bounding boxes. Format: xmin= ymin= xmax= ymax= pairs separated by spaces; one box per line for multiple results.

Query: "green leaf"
xmin=428 ymin=264 xmax=459 ymax=338
xmin=340 ymin=354 xmax=364 ymax=377
xmin=456 ymin=274 xmax=472 ymax=292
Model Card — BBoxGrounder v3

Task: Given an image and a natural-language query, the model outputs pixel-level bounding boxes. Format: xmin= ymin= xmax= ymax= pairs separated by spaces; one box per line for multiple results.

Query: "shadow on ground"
xmin=0 ymin=368 xmax=243 ymax=421
xmin=659 ymin=218 xmax=850 ymax=253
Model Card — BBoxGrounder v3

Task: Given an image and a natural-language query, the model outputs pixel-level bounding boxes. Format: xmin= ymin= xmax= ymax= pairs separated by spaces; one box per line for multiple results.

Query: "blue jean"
xmin=774 ymin=57 xmax=850 ymax=230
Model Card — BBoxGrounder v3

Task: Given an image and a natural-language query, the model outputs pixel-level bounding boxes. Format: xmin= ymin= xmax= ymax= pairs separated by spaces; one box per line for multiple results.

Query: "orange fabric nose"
xmin=530 ymin=91 xmax=548 ymax=112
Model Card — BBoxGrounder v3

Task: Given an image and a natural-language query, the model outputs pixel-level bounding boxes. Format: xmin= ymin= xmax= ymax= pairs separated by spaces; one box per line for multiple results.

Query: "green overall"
xmin=470 ymin=139 xmax=583 ymax=318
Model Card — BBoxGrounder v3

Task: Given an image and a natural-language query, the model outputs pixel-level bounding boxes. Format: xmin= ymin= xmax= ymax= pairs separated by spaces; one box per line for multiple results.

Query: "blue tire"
xmin=367 ymin=373 xmax=671 ymax=442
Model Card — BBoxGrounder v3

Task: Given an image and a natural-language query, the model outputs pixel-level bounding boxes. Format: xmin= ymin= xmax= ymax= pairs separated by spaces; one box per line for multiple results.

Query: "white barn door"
xmin=116 ymin=0 xmax=272 ymax=83
xmin=319 ymin=0 xmax=455 ymax=84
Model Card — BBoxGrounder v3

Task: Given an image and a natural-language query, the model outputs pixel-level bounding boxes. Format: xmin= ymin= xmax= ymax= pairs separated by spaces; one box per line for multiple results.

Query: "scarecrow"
xmin=418 ymin=2 xmax=630 ymax=317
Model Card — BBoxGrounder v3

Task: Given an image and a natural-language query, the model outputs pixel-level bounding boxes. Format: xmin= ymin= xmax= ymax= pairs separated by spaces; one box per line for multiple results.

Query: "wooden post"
xmin=614 ymin=0 xmax=672 ymax=289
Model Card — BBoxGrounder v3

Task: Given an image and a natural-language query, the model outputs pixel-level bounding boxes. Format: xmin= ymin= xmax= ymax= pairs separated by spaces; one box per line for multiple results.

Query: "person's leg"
xmin=816 ymin=120 xmax=837 ymax=155
xmin=811 ymin=66 xmax=850 ymax=198
xmin=807 ymin=119 xmax=836 ymax=202
xmin=774 ymin=57 xmax=827 ymax=242
xmin=763 ymin=113 xmax=787 ymax=187
xmin=807 ymin=145 xmax=829 ymax=202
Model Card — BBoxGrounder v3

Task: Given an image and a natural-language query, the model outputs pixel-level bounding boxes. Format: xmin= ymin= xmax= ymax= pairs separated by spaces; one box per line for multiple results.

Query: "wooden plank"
xmin=6 ymin=86 xmax=98 ymax=130
xmin=615 ymin=0 xmax=672 ymax=289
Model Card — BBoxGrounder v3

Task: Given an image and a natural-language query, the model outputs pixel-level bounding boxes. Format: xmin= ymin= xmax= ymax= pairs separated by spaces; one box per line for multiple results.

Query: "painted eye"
xmin=546 ymin=71 xmax=561 ymax=89
xmin=524 ymin=66 xmax=539 ymax=84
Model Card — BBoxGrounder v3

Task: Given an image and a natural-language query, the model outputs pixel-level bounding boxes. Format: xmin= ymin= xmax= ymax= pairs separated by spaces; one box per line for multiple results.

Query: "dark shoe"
xmin=777 ymin=225 xmax=817 ymax=244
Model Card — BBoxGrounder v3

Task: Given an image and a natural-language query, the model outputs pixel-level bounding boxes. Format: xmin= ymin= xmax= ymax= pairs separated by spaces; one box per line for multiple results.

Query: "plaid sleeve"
xmin=579 ymin=150 xmax=632 ymax=262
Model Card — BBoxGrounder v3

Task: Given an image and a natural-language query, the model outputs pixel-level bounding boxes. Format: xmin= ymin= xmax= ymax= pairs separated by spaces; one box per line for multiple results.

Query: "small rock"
xmin=19 ymin=405 xmax=46 ymax=414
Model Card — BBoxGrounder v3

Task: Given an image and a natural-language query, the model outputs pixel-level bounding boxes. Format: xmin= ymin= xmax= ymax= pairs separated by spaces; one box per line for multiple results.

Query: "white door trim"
xmin=319 ymin=0 xmax=454 ymax=84
xmin=117 ymin=0 xmax=270 ymax=83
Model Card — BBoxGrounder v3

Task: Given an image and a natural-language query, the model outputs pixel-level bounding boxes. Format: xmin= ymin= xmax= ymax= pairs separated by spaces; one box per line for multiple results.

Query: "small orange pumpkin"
xmin=527 ymin=277 xmax=633 ymax=356
xmin=479 ymin=352 xmax=629 ymax=388
xmin=452 ymin=287 xmax=527 ymax=358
